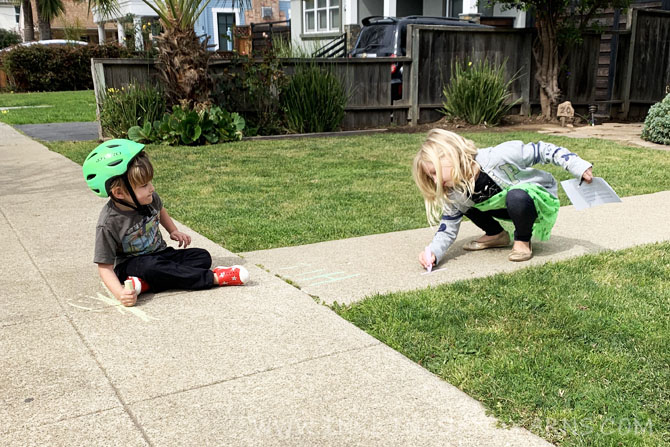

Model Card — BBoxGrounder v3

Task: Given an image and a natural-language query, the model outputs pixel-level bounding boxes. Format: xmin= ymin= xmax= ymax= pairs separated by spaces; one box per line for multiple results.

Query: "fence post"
xmin=520 ymin=31 xmax=532 ymax=116
xmin=91 ymin=59 xmax=106 ymax=141
xmin=621 ymin=8 xmax=638 ymax=119
xmin=409 ymin=25 xmax=420 ymax=126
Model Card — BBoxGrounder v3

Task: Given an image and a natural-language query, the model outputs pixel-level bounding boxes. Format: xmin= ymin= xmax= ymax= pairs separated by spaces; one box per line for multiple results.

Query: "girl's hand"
xmin=581 ymin=167 xmax=593 ymax=184
xmin=118 ymin=289 xmax=137 ymax=307
xmin=170 ymin=230 xmax=191 ymax=248
xmin=419 ymin=249 xmax=436 ymax=269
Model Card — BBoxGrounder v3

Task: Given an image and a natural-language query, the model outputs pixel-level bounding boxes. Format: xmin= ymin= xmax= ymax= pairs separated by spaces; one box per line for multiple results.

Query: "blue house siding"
xmin=196 ymin=0 xmax=249 ymax=50
xmin=196 ymin=1 xmax=291 ymax=50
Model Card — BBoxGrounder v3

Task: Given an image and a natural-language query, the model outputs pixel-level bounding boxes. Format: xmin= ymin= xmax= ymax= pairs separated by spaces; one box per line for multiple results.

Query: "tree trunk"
xmin=22 ymin=0 xmax=34 ymax=41
xmin=38 ymin=17 xmax=51 ymax=40
xmin=35 ymin=1 xmax=52 ymax=40
xmin=532 ymin=16 xmax=561 ymax=120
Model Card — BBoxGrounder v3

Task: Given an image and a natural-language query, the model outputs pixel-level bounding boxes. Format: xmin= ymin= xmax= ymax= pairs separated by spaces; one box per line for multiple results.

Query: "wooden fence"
xmin=613 ymin=8 xmax=670 ymax=119
xmin=91 ymin=10 xmax=670 ymax=135
xmin=91 ymin=57 xmax=407 ymax=137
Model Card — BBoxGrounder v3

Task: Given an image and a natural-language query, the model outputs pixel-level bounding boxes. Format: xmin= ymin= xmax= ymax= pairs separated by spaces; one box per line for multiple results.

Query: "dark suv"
xmin=350 ymin=16 xmax=491 ymax=100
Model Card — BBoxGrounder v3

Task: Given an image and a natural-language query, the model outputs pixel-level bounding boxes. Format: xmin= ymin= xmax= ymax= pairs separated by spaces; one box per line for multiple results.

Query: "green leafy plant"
xmin=100 ymin=82 xmax=166 ymax=138
xmin=213 ymin=49 xmax=286 ymax=135
xmin=0 ymin=29 xmax=21 ymax=50
xmin=281 ymin=62 xmax=347 ymax=134
xmin=128 ymin=105 xmax=245 ymax=146
xmin=440 ymin=58 xmax=520 ymax=126
xmin=641 ymin=93 xmax=670 ymax=145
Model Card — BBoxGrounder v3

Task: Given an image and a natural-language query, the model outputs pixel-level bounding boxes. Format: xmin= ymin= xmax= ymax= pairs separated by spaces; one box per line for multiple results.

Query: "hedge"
xmin=2 ymin=43 xmax=136 ymax=92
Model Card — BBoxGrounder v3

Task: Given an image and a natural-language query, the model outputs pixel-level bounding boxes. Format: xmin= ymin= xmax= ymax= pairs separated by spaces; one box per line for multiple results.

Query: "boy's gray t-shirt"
xmin=94 ymin=192 xmax=167 ymax=266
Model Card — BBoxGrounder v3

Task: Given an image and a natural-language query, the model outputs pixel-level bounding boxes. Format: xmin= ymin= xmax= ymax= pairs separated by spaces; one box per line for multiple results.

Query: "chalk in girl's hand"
xmin=124 ymin=279 xmax=133 ymax=291
xmin=424 ymin=246 xmax=432 ymax=272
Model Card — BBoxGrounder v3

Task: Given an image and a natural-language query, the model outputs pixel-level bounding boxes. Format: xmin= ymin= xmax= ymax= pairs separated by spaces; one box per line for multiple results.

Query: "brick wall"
xmin=245 ymin=0 xmax=287 ymax=24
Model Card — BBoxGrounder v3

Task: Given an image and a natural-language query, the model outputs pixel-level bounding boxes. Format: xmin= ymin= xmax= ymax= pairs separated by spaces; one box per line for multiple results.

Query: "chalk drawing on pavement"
xmin=67 ymin=292 xmax=158 ymax=322
xmin=278 ymin=263 xmax=360 ymax=287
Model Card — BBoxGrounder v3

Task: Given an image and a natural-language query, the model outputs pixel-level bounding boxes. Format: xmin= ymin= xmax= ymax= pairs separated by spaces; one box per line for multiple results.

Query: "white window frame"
xmin=212 ymin=7 xmax=240 ymax=51
xmin=303 ymin=0 xmax=340 ymax=34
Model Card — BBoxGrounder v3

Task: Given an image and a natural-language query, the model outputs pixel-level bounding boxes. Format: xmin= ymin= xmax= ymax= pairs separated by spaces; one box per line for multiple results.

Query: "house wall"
xmin=196 ymin=0 xmax=245 ymax=51
xmin=422 ymin=0 xmax=444 ymax=16
xmin=22 ymin=0 xmax=117 ymax=42
xmin=359 ymin=0 xmax=383 ymax=19
xmin=245 ymin=0 xmax=288 ymax=24
xmin=0 ymin=4 xmax=19 ymax=33
xmin=290 ymin=0 xmax=341 ymax=52
xmin=492 ymin=3 xmax=526 ymax=28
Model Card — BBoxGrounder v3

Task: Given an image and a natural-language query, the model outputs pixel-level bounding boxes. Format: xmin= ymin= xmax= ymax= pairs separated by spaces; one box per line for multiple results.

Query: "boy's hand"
xmin=581 ymin=167 xmax=593 ymax=184
xmin=118 ymin=289 xmax=137 ymax=307
xmin=170 ymin=230 xmax=191 ymax=248
xmin=419 ymin=249 xmax=436 ymax=269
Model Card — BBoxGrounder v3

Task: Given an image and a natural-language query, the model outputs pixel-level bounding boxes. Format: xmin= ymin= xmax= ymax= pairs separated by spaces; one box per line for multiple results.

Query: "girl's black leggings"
xmin=465 ymin=189 xmax=538 ymax=242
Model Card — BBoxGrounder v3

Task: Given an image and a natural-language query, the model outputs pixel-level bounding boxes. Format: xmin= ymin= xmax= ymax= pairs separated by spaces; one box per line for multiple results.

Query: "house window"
xmin=14 ymin=5 xmax=20 ymax=24
xmin=303 ymin=0 xmax=340 ymax=33
xmin=217 ymin=12 xmax=236 ymax=51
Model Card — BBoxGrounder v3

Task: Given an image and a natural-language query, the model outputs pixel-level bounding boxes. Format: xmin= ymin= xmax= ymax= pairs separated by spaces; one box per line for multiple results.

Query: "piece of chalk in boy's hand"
xmin=124 ymin=279 xmax=133 ymax=291
xmin=424 ymin=246 xmax=432 ymax=272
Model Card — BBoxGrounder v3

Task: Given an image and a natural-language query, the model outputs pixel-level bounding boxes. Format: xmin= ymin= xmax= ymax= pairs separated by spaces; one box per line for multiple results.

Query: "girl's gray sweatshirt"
xmin=428 ymin=140 xmax=593 ymax=264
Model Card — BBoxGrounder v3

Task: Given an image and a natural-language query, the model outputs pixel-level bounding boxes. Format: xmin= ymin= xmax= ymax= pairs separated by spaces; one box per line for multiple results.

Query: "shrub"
xmin=3 ymin=43 xmax=134 ymax=92
xmin=213 ymin=50 xmax=286 ymax=136
xmin=100 ymin=83 xmax=166 ymax=138
xmin=641 ymin=93 xmax=670 ymax=145
xmin=281 ymin=62 xmax=347 ymax=134
xmin=128 ymin=105 xmax=245 ymax=146
xmin=0 ymin=29 xmax=21 ymax=50
xmin=440 ymin=58 xmax=519 ymax=126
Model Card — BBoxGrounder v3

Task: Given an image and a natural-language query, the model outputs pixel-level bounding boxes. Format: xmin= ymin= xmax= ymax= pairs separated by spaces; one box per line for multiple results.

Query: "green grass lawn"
xmin=0 ymin=90 xmax=96 ymax=124
xmin=46 ymin=131 xmax=670 ymax=446
xmin=334 ymin=242 xmax=670 ymax=447
xmin=46 ymin=131 xmax=670 ymax=252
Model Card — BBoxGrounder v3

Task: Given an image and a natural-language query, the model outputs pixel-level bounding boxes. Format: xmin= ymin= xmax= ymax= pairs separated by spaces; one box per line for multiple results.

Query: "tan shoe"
xmin=463 ymin=231 xmax=511 ymax=251
xmin=508 ymin=242 xmax=533 ymax=262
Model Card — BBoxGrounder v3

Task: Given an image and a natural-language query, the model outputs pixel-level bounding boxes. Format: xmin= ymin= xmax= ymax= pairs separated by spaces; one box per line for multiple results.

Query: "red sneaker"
xmin=126 ymin=276 xmax=150 ymax=295
xmin=213 ymin=265 xmax=249 ymax=286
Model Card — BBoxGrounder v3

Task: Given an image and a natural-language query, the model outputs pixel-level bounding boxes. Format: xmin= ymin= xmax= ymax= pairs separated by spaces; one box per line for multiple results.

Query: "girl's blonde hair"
xmin=412 ymin=129 xmax=479 ymax=224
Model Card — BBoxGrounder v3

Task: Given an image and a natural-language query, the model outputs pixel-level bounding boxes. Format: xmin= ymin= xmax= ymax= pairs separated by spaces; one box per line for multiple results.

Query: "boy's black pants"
xmin=114 ymin=247 xmax=214 ymax=293
xmin=464 ymin=189 xmax=538 ymax=242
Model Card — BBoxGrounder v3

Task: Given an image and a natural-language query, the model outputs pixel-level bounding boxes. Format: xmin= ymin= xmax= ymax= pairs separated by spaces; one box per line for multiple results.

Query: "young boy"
xmin=83 ymin=139 xmax=248 ymax=307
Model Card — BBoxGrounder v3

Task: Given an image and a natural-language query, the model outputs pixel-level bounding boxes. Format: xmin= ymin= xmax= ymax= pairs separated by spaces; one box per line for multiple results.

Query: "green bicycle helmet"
xmin=82 ymin=139 xmax=145 ymax=198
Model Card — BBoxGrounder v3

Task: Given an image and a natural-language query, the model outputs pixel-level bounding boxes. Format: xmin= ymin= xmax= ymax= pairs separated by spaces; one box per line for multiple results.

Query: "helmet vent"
xmin=86 ymin=152 xmax=97 ymax=161
xmin=107 ymin=159 xmax=122 ymax=167
xmin=107 ymin=144 xmax=119 ymax=148
xmin=86 ymin=174 xmax=96 ymax=180
xmin=93 ymin=188 xmax=100 ymax=193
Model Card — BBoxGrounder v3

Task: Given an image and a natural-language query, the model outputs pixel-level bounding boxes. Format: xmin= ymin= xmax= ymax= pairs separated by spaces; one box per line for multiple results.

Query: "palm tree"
xmin=21 ymin=0 xmax=35 ymax=41
xmin=88 ymin=0 xmax=250 ymax=109
xmin=35 ymin=0 xmax=65 ymax=40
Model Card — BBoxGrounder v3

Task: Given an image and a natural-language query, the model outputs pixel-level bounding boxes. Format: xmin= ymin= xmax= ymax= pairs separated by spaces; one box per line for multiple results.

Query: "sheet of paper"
xmin=560 ymin=177 xmax=622 ymax=211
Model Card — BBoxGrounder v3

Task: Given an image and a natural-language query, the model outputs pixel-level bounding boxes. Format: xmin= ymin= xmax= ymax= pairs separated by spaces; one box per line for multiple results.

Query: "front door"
xmin=217 ymin=13 xmax=235 ymax=51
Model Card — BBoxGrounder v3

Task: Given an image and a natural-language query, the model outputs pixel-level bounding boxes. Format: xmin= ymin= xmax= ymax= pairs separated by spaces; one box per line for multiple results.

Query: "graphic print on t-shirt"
xmin=121 ymin=214 xmax=162 ymax=256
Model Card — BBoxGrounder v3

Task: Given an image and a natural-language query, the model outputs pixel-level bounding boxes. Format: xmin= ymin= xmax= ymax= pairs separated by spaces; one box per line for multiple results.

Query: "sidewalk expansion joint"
xmin=0 ymin=314 xmax=65 ymax=331
xmin=0 ymin=205 xmax=155 ymax=447
xmin=0 ymin=405 xmax=123 ymax=437
xmin=126 ymin=342 xmax=382 ymax=406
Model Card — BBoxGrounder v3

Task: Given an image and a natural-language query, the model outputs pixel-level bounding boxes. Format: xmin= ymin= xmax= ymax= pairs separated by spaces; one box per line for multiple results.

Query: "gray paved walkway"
xmin=242 ymin=190 xmax=670 ymax=305
xmin=0 ymin=122 xmax=552 ymax=445
xmin=14 ymin=121 xmax=98 ymax=141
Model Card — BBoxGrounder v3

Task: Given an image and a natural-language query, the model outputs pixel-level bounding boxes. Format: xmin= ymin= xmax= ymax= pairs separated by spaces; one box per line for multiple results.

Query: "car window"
xmin=354 ymin=24 xmax=395 ymax=55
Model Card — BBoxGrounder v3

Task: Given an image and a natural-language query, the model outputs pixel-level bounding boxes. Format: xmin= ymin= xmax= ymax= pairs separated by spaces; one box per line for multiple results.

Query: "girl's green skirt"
xmin=472 ymin=183 xmax=560 ymax=241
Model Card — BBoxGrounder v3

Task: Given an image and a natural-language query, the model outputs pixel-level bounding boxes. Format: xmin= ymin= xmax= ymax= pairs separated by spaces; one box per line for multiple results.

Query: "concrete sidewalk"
xmin=0 ymin=122 xmax=552 ymax=446
xmin=242 ymin=191 xmax=670 ymax=305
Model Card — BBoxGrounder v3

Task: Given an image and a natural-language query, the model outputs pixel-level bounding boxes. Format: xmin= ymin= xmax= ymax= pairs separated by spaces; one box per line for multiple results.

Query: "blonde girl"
xmin=413 ymin=129 xmax=593 ymax=266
